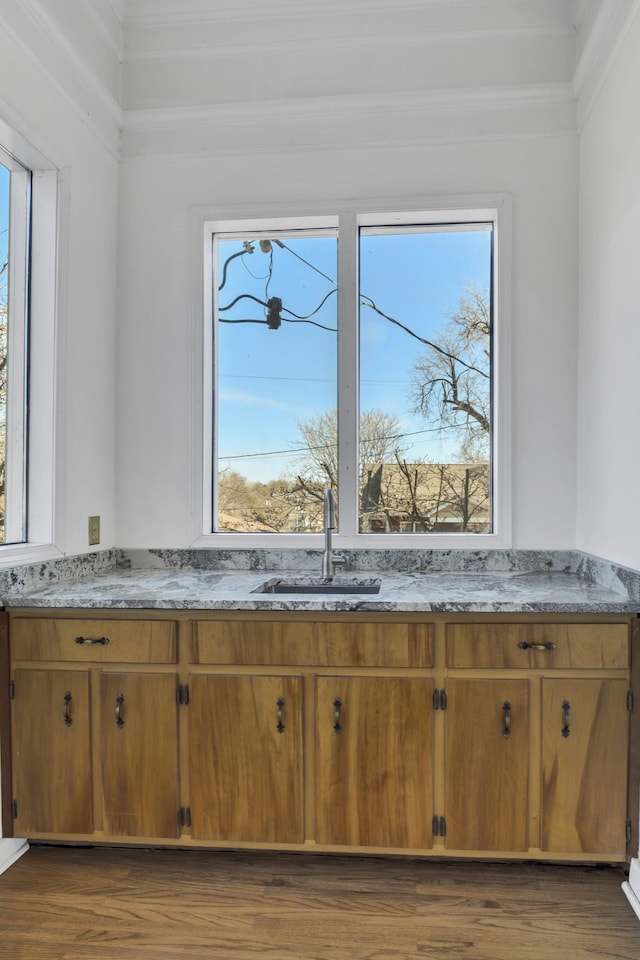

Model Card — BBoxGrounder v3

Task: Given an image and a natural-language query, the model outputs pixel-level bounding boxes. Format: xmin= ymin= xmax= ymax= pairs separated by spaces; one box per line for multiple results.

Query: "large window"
xmin=0 ymin=148 xmax=30 ymax=544
xmin=205 ymin=207 xmax=504 ymax=544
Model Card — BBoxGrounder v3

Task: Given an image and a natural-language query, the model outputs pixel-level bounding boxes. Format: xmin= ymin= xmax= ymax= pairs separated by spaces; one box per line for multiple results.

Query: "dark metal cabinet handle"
xmin=502 ymin=701 xmax=511 ymax=738
xmin=333 ymin=697 xmax=343 ymax=733
xmin=276 ymin=697 xmax=285 ymax=733
xmin=517 ymin=641 xmax=556 ymax=651
xmin=75 ymin=636 xmax=110 ymax=646
xmin=63 ymin=691 xmax=73 ymax=727
xmin=115 ymin=693 xmax=125 ymax=728
xmin=562 ymin=700 xmax=571 ymax=738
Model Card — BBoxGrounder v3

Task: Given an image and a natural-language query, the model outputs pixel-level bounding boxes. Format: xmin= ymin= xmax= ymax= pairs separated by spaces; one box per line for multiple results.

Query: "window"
xmin=204 ymin=204 xmax=507 ymax=546
xmin=0 ymin=147 xmax=30 ymax=544
xmin=0 ymin=118 xmax=57 ymax=559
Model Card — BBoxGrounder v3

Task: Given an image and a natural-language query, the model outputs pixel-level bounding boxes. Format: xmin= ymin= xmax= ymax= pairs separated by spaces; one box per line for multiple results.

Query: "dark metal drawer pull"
xmin=115 ymin=693 xmax=125 ymax=728
xmin=63 ymin=691 xmax=73 ymax=727
xmin=517 ymin=641 xmax=556 ymax=651
xmin=75 ymin=636 xmax=110 ymax=646
xmin=333 ymin=697 xmax=343 ymax=733
xmin=276 ymin=697 xmax=285 ymax=734
xmin=562 ymin=700 xmax=571 ymax=738
xmin=502 ymin=701 xmax=511 ymax=738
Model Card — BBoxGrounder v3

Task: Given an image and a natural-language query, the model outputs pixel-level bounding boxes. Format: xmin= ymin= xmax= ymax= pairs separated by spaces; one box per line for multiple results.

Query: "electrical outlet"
xmin=88 ymin=515 xmax=100 ymax=546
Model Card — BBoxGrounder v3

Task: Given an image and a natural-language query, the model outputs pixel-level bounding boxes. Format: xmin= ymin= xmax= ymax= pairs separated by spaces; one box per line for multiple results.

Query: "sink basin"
xmin=253 ymin=577 xmax=382 ymax=595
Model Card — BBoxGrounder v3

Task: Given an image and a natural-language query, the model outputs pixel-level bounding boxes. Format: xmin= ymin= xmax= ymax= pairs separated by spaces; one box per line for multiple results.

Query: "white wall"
xmin=0 ymin=0 xmax=120 ymax=557
xmin=576 ymin=5 xmax=640 ymax=569
xmin=115 ymin=0 xmax=580 ymax=549
xmin=116 ymin=135 xmax=578 ymax=548
xmin=0 ymin=0 xmax=585 ymax=554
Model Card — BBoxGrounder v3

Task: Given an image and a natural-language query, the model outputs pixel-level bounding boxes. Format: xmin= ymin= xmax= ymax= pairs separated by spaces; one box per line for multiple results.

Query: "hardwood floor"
xmin=0 ymin=846 xmax=638 ymax=959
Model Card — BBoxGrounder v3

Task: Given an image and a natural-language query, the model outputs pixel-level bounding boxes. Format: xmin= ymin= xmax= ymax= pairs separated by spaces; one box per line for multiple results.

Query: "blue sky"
xmin=0 ymin=163 xmax=8 ymax=289
xmin=215 ymin=226 xmax=492 ymax=484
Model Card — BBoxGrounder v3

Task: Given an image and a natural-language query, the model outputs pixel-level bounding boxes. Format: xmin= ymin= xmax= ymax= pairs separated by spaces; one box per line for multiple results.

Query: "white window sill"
xmin=190 ymin=533 xmax=512 ymax=551
xmin=0 ymin=543 xmax=64 ymax=568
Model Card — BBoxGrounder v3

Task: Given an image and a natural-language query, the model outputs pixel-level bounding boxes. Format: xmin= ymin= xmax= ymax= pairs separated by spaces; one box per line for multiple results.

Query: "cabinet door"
xmin=100 ymin=673 xmax=180 ymax=838
xmin=315 ymin=676 xmax=434 ymax=848
xmin=445 ymin=679 xmax=529 ymax=851
xmin=11 ymin=668 xmax=93 ymax=835
xmin=541 ymin=678 xmax=628 ymax=855
xmin=188 ymin=674 xmax=304 ymax=843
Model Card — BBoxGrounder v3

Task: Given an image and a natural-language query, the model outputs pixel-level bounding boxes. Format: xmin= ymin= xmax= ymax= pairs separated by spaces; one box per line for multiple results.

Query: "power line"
xmin=220 ymin=316 xmax=337 ymax=333
xmin=221 ymin=374 xmax=406 ymax=385
xmin=219 ymin=424 xmax=473 ymax=463
xmin=278 ymin=240 xmax=336 ymax=285
xmin=216 ymin=242 xmax=489 ymax=376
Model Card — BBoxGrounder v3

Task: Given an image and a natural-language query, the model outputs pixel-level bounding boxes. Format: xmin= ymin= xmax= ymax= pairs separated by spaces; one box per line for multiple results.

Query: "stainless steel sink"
xmin=253 ymin=577 xmax=382 ymax=595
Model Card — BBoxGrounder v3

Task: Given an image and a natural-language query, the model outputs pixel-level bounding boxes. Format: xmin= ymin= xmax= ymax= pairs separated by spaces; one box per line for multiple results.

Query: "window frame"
xmin=0 ymin=116 xmax=60 ymax=564
xmin=197 ymin=195 xmax=512 ymax=550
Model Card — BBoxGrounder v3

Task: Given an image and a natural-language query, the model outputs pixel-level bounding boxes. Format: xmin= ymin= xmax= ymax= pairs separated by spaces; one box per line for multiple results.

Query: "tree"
xmin=410 ymin=283 xmax=490 ymax=454
xmin=291 ymin=408 xmax=411 ymax=525
xmin=217 ymin=469 xmax=296 ymax=532
xmin=294 ymin=408 xmax=405 ymax=489
xmin=290 ymin=409 xmax=460 ymax=532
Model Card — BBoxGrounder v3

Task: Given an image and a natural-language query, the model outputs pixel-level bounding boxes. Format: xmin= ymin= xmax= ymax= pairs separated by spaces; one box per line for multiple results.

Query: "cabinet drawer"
xmin=314 ymin=622 xmax=433 ymax=668
xmin=10 ymin=618 xmax=178 ymax=663
xmin=446 ymin=622 xmax=629 ymax=669
xmin=194 ymin=620 xmax=433 ymax=667
xmin=194 ymin=621 xmax=314 ymax=665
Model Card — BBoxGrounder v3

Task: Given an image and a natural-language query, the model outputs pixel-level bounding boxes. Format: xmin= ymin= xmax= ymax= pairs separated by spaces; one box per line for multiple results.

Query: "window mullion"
xmin=336 ymin=213 xmax=359 ymax=539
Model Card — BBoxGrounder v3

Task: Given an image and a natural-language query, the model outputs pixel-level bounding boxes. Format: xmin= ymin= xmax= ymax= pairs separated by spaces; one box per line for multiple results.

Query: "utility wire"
xmin=219 ymin=316 xmax=337 ymax=332
xmin=360 ymin=295 xmax=489 ymax=379
xmin=216 ymin=244 xmax=489 ymax=376
xmin=219 ymin=424 xmax=473 ymax=462
xmin=218 ymin=248 xmax=249 ymax=293
xmin=278 ymin=240 xmax=336 ymax=285
xmin=280 ymin=287 xmax=337 ymax=319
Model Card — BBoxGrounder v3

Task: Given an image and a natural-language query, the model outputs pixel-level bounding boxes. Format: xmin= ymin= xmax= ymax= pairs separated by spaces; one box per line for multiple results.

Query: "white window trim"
xmin=0 ymin=117 xmax=62 ymax=566
xmin=191 ymin=193 xmax=512 ymax=550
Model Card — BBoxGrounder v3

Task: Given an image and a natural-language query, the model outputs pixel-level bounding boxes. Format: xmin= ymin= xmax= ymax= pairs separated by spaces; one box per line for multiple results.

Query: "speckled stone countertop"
xmin=3 ymin=549 xmax=640 ymax=613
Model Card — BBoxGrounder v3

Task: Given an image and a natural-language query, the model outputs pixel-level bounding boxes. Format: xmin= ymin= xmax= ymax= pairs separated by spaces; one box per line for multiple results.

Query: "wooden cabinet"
xmin=11 ymin=668 xmax=93 ymax=835
xmin=443 ymin=622 xmax=631 ymax=859
xmin=100 ymin=672 xmax=180 ymax=839
xmin=6 ymin=610 xmax=635 ymax=862
xmin=9 ymin=615 xmax=180 ymax=842
xmin=444 ymin=679 xmax=529 ymax=852
xmin=188 ymin=673 xmax=304 ymax=844
xmin=541 ymin=678 xmax=629 ymax=856
xmin=315 ymin=676 xmax=434 ymax=848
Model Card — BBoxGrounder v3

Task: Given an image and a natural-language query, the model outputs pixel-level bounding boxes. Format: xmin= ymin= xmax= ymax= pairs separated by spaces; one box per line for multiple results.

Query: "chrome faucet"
xmin=322 ymin=488 xmax=346 ymax=577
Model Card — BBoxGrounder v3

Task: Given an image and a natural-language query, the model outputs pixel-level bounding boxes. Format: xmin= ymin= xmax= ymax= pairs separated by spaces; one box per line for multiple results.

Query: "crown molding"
xmin=123 ymin=0 xmax=572 ymax=29
xmin=80 ymin=0 xmax=124 ymax=63
xmin=122 ymin=82 xmax=576 ymax=159
xmin=574 ymin=0 xmax=640 ymax=129
xmin=0 ymin=0 xmax=123 ymax=158
xmin=124 ymin=22 xmax=574 ymax=63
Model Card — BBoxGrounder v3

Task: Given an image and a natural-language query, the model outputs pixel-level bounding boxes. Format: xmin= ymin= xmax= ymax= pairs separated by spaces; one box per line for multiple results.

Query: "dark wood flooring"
xmin=0 ymin=846 xmax=638 ymax=959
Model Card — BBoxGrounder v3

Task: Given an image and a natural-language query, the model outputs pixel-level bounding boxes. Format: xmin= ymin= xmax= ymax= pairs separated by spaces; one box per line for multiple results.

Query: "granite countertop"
xmin=5 ymin=563 xmax=640 ymax=613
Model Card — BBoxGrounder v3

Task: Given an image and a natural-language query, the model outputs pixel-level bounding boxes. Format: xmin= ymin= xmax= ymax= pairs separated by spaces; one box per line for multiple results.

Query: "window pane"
xmin=0 ymin=161 xmax=8 ymax=540
xmin=214 ymin=231 xmax=338 ymax=533
xmin=359 ymin=224 xmax=493 ymax=534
